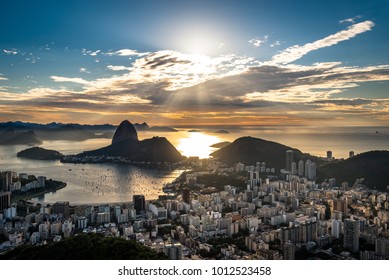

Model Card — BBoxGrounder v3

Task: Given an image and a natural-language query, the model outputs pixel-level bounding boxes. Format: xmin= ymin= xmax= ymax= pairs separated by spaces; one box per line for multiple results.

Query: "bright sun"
xmin=177 ymin=132 xmax=220 ymax=158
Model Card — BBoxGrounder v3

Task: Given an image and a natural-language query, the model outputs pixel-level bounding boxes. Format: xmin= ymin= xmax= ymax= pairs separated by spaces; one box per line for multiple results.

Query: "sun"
xmin=177 ymin=131 xmax=220 ymax=158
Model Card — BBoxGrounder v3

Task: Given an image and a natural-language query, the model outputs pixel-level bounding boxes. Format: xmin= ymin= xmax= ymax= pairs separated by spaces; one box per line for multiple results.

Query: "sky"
xmin=1 ymin=0 xmax=389 ymax=127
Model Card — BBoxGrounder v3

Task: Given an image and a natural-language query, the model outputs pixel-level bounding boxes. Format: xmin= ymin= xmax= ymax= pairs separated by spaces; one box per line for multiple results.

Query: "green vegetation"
xmin=196 ymin=173 xmax=246 ymax=191
xmin=0 ymin=234 xmax=168 ymax=260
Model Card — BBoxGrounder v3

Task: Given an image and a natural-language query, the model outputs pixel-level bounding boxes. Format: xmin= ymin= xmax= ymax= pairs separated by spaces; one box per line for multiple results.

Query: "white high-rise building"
xmin=309 ymin=162 xmax=316 ymax=179
xmin=331 ymin=219 xmax=342 ymax=238
xmin=305 ymin=160 xmax=311 ymax=178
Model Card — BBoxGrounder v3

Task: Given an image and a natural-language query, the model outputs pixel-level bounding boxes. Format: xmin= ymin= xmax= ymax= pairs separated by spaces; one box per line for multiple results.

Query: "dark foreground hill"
xmin=211 ymin=136 xmax=322 ymax=170
xmin=316 ymin=150 xmax=389 ymax=191
xmin=0 ymin=234 xmax=168 ymax=260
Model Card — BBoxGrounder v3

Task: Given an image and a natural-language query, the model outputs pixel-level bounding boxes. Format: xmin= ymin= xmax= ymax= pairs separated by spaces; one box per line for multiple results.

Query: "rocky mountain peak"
xmin=112 ymin=120 xmax=138 ymax=144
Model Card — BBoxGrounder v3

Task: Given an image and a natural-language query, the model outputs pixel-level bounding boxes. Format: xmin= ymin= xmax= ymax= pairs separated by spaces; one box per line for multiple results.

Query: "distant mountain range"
xmin=0 ymin=121 xmax=115 ymax=131
xmin=0 ymin=129 xmax=42 ymax=145
xmin=0 ymin=121 xmax=177 ymax=144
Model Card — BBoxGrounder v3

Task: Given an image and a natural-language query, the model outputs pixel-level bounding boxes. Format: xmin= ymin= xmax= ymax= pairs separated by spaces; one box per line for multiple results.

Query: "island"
xmin=17 ymin=147 xmax=64 ymax=160
xmin=214 ymin=129 xmax=229 ymax=134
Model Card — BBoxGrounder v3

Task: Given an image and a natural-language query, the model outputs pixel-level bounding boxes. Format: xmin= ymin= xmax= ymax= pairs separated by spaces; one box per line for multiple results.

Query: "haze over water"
xmin=0 ymin=127 xmax=388 ymax=205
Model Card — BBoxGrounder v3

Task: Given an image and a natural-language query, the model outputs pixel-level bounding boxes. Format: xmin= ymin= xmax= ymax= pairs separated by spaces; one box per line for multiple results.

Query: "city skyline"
xmin=1 ymin=0 xmax=389 ymax=127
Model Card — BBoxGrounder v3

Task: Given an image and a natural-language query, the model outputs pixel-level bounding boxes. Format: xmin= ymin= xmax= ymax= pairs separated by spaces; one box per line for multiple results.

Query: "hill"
xmin=0 ymin=234 xmax=168 ymax=260
xmin=17 ymin=147 xmax=64 ymax=160
xmin=210 ymin=136 xmax=322 ymax=170
xmin=316 ymin=150 xmax=389 ymax=191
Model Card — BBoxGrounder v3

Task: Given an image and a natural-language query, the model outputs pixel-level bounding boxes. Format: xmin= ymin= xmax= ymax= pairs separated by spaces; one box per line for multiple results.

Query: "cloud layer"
xmin=0 ymin=19 xmax=388 ymax=126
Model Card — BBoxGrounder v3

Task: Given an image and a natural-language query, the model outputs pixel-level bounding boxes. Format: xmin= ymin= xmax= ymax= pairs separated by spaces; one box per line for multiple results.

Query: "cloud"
xmin=3 ymin=49 xmax=18 ymax=55
xmin=51 ymin=76 xmax=91 ymax=85
xmin=0 ymin=76 xmax=8 ymax=81
xmin=106 ymin=49 xmax=149 ymax=57
xmin=82 ymin=49 xmax=101 ymax=56
xmin=249 ymin=35 xmax=269 ymax=47
xmin=107 ymin=65 xmax=130 ymax=71
xmin=269 ymin=20 xmax=375 ymax=65
xmin=339 ymin=16 xmax=362 ymax=24
xmin=1 ymin=28 xmax=389 ymax=126
xmin=270 ymin=41 xmax=281 ymax=47
xmin=90 ymin=50 xmax=100 ymax=56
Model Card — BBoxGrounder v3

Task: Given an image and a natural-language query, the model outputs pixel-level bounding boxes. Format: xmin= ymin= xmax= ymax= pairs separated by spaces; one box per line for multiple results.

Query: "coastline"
xmin=11 ymin=180 xmax=67 ymax=204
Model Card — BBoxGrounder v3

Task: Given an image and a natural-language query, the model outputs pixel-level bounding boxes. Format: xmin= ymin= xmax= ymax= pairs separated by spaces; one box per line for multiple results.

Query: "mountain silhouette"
xmin=211 ymin=136 xmax=322 ymax=170
xmin=78 ymin=120 xmax=183 ymax=163
xmin=112 ymin=120 xmax=138 ymax=144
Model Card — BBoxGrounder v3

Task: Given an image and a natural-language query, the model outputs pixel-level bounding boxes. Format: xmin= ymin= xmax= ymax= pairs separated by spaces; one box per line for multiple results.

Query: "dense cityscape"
xmin=1 ymin=0 xmax=389 ymax=264
xmin=1 ymin=148 xmax=389 ymax=260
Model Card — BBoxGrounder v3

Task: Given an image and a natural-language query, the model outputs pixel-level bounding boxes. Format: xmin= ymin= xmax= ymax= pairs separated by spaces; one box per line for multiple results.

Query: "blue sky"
xmin=0 ymin=0 xmax=389 ymax=126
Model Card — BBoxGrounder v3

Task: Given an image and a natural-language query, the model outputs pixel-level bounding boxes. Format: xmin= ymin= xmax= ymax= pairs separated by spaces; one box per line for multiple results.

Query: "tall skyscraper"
xmin=291 ymin=162 xmax=297 ymax=175
xmin=1 ymin=171 xmax=13 ymax=192
xmin=327 ymin=151 xmax=333 ymax=160
xmin=0 ymin=191 xmax=11 ymax=212
xmin=305 ymin=159 xmax=311 ymax=179
xmin=343 ymin=218 xmax=360 ymax=253
xmin=133 ymin=194 xmax=145 ymax=215
xmin=298 ymin=160 xmax=304 ymax=177
xmin=286 ymin=150 xmax=294 ymax=172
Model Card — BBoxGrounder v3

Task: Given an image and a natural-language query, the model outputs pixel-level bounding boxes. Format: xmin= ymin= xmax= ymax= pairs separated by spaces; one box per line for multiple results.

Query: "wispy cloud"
xmin=51 ymin=76 xmax=91 ymax=85
xmin=106 ymin=49 xmax=149 ymax=57
xmin=269 ymin=20 xmax=375 ymax=65
xmin=0 ymin=76 xmax=8 ymax=81
xmin=107 ymin=65 xmax=131 ymax=71
xmin=270 ymin=40 xmax=281 ymax=47
xmin=82 ymin=49 xmax=101 ymax=56
xmin=249 ymin=35 xmax=269 ymax=47
xmin=3 ymin=49 xmax=19 ymax=55
xmin=339 ymin=16 xmax=362 ymax=24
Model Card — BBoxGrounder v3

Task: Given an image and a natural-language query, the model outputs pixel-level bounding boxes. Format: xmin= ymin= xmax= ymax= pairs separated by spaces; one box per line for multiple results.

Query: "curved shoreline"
xmin=11 ymin=181 xmax=67 ymax=204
